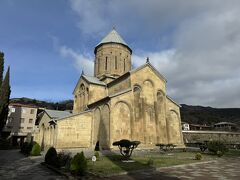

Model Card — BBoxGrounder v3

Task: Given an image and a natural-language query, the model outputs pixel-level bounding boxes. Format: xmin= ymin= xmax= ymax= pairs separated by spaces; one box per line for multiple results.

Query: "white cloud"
xmin=69 ymin=0 xmax=108 ymax=35
xmin=68 ymin=0 xmax=240 ymax=107
xmin=59 ymin=45 xmax=94 ymax=75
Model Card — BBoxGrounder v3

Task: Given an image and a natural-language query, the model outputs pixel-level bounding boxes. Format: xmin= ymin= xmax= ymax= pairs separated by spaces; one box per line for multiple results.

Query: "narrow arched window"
xmin=98 ymin=58 xmax=100 ymax=73
xmin=133 ymin=86 xmax=141 ymax=120
xmin=124 ymin=59 xmax=126 ymax=71
xmin=105 ymin=57 xmax=108 ymax=70
xmin=115 ymin=56 xmax=117 ymax=69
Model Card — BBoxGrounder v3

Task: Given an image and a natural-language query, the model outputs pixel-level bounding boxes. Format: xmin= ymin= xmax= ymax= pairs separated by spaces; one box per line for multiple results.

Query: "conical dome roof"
xmin=94 ymin=29 xmax=132 ymax=54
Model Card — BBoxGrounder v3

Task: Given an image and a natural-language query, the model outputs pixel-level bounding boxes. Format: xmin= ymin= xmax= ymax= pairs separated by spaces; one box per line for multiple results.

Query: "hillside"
xmin=180 ymin=104 xmax=240 ymax=126
xmin=9 ymin=98 xmax=240 ymax=125
xmin=10 ymin=97 xmax=73 ymax=111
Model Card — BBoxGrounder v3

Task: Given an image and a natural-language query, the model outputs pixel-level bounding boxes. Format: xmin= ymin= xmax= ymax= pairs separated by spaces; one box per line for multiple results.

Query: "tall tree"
xmin=0 ymin=52 xmax=4 ymax=89
xmin=0 ymin=65 xmax=11 ymax=132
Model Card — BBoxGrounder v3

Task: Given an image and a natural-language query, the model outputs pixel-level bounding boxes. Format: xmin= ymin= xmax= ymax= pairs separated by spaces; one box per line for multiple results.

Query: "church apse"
xmin=142 ymin=80 xmax=157 ymax=145
xmin=167 ymin=110 xmax=182 ymax=144
xmin=112 ymin=101 xmax=132 ymax=142
xmin=155 ymin=90 xmax=168 ymax=144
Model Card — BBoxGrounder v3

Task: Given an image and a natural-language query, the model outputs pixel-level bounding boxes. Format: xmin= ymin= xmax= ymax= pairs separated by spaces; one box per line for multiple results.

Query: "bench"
xmin=225 ymin=143 xmax=240 ymax=150
xmin=156 ymin=144 xmax=177 ymax=151
xmin=185 ymin=142 xmax=208 ymax=152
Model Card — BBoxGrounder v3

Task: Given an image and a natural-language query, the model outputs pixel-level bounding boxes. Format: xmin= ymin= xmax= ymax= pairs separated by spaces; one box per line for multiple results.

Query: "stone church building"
xmin=36 ymin=29 xmax=184 ymax=150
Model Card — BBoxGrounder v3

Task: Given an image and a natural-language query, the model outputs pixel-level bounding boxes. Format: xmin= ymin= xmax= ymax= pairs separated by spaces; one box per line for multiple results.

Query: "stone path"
xmin=1 ymin=150 xmax=240 ymax=179
xmin=156 ymin=158 xmax=240 ymax=180
xmin=101 ymin=157 xmax=240 ymax=180
xmin=0 ymin=150 xmax=65 ymax=180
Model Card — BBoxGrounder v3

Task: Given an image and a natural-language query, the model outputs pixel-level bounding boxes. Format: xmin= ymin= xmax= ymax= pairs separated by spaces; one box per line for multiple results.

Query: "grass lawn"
xmin=223 ymin=149 xmax=240 ymax=157
xmin=87 ymin=151 xmax=220 ymax=176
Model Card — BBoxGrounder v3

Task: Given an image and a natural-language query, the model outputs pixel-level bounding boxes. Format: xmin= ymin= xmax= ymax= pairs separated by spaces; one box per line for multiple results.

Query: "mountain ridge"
xmin=10 ymin=98 xmax=240 ymax=125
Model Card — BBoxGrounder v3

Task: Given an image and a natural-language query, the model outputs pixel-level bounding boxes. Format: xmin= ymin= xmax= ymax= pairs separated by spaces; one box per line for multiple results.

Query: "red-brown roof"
xmin=9 ymin=103 xmax=38 ymax=108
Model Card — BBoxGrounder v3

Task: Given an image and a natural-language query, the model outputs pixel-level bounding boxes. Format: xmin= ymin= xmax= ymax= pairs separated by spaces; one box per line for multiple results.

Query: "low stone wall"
xmin=182 ymin=130 xmax=240 ymax=144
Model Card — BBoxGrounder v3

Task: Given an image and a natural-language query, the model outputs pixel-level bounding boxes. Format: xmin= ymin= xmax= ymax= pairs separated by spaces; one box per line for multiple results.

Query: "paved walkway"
xmin=101 ymin=157 xmax=240 ymax=180
xmin=0 ymin=150 xmax=65 ymax=180
xmin=0 ymin=150 xmax=240 ymax=179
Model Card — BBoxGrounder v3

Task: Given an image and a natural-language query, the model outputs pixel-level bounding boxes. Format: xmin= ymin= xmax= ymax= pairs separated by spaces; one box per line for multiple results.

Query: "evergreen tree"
xmin=0 ymin=65 xmax=11 ymax=132
xmin=0 ymin=52 xmax=4 ymax=89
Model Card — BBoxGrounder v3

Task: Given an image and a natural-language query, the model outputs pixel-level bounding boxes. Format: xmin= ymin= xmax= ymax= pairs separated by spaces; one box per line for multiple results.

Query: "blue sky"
xmin=0 ymin=0 xmax=82 ymax=101
xmin=1 ymin=0 xmax=240 ymax=107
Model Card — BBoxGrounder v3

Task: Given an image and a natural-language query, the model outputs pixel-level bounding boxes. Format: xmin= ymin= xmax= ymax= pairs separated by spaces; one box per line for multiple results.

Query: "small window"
xmin=19 ymin=127 xmax=24 ymax=129
xmin=115 ymin=56 xmax=117 ymax=69
xmin=30 ymin=109 xmax=35 ymax=114
xmin=105 ymin=57 xmax=108 ymax=70
xmin=11 ymin=108 xmax=15 ymax=113
xmin=7 ymin=117 xmax=13 ymax=123
xmin=98 ymin=58 xmax=100 ymax=72
xmin=29 ymin=119 xmax=33 ymax=123
xmin=27 ymin=127 xmax=33 ymax=130
xmin=20 ymin=118 xmax=25 ymax=123
xmin=124 ymin=59 xmax=126 ymax=71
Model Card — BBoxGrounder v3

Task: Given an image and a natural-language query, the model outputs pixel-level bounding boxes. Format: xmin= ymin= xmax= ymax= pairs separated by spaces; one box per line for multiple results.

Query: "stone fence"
xmin=182 ymin=130 xmax=240 ymax=144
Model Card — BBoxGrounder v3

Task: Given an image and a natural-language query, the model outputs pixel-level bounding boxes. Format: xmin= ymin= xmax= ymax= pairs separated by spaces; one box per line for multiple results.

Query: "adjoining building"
xmin=181 ymin=122 xmax=239 ymax=132
xmin=3 ymin=103 xmax=38 ymax=146
xmin=34 ymin=109 xmax=72 ymax=148
xmin=214 ymin=122 xmax=238 ymax=131
xmin=188 ymin=124 xmax=212 ymax=131
xmin=181 ymin=122 xmax=190 ymax=131
xmin=36 ymin=28 xmax=184 ymax=150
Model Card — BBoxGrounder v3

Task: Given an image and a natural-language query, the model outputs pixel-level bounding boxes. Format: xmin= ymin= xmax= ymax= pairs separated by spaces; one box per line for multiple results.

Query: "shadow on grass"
xmin=91 ymin=113 xmax=180 ymax=179
xmin=89 ymin=150 xmax=180 ymax=180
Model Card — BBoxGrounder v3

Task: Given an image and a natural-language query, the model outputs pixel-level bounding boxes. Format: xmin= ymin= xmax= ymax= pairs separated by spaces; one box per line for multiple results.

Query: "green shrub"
xmin=70 ymin=152 xmax=87 ymax=176
xmin=147 ymin=158 xmax=154 ymax=166
xmin=65 ymin=157 xmax=72 ymax=170
xmin=94 ymin=151 xmax=100 ymax=160
xmin=30 ymin=143 xmax=41 ymax=156
xmin=21 ymin=141 xmax=36 ymax=155
xmin=217 ymin=151 xmax=223 ymax=157
xmin=57 ymin=151 xmax=71 ymax=167
xmin=45 ymin=147 xmax=59 ymax=167
xmin=207 ymin=141 xmax=228 ymax=155
xmin=195 ymin=153 xmax=202 ymax=160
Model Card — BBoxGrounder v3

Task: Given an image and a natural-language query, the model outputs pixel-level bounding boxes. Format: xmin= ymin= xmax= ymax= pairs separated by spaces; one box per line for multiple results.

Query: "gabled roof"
xmin=73 ymin=74 xmax=106 ymax=94
xmin=82 ymin=75 xmax=106 ymax=86
xmin=87 ymin=88 xmax=132 ymax=109
xmin=57 ymin=109 xmax=92 ymax=121
xmin=94 ymin=29 xmax=132 ymax=54
xmin=214 ymin=122 xmax=237 ymax=126
xmin=9 ymin=103 xmax=38 ymax=109
xmin=45 ymin=109 xmax=72 ymax=119
xmin=166 ymin=95 xmax=181 ymax=107
xmin=130 ymin=62 xmax=167 ymax=83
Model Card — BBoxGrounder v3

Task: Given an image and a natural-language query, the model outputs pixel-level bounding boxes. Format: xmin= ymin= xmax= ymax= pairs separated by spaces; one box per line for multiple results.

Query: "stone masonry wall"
xmin=183 ymin=131 xmax=240 ymax=143
xmin=56 ymin=112 xmax=93 ymax=149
